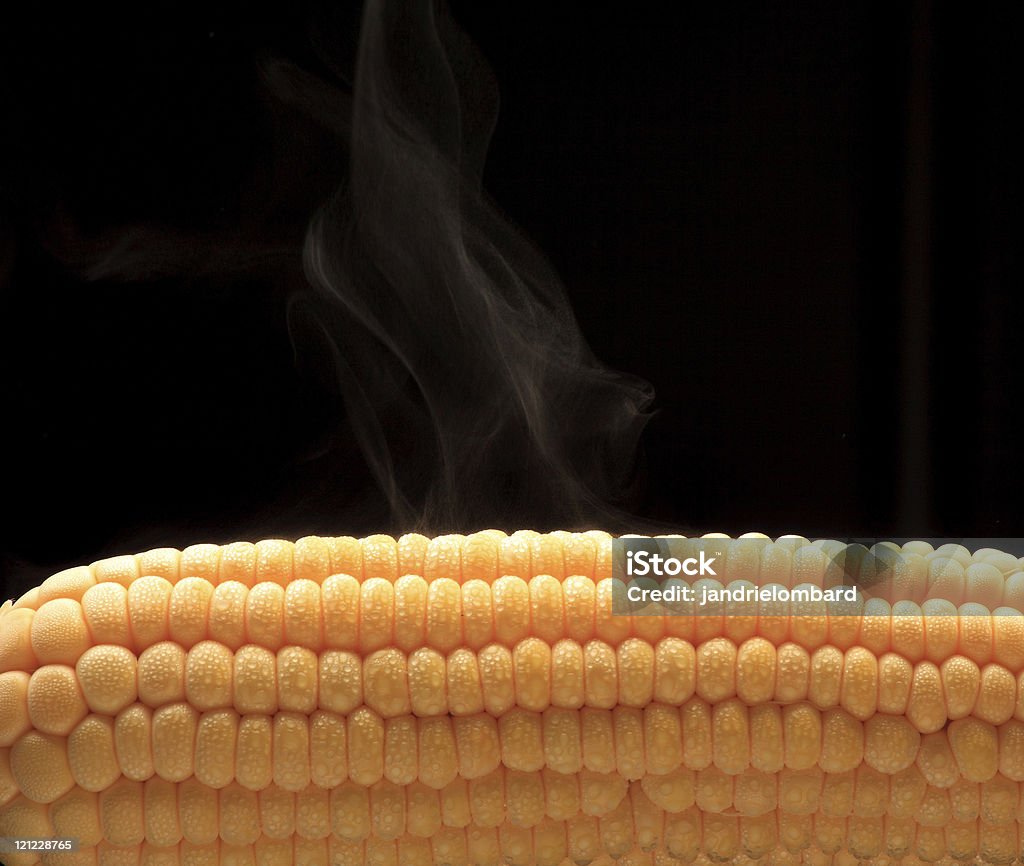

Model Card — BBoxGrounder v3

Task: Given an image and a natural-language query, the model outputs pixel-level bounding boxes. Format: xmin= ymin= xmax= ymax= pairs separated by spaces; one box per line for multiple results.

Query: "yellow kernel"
xmin=543 ymin=767 xmax=580 ymax=821
xmin=194 ymin=708 xmax=239 ymax=789
xmin=949 ymin=717 xmax=999 ymax=782
xmin=462 ymin=532 xmax=500 ymax=585
xmin=644 ymin=703 xmax=683 ymax=776
xmin=393 ymin=575 xmax=428 ymax=652
xmin=959 ymin=602 xmax=995 ymax=665
xmin=274 ymin=646 xmax=317 ymax=714
xmin=916 ymin=730 xmax=960 ymax=788
xmin=137 ymin=548 xmax=181 ymax=584
xmin=418 ymin=716 xmax=458 ymax=790
xmin=168 ymin=577 xmax=214 ymax=648
xmin=152 ymin=702 xmax=198 ymax=782
xmin=326 ymin=536 xmax=363 ymax=583
xmin=283 ymin=579 xmax=323 ymax=650
xmin=595 ymin=579 xmax=631 ymax=645
xmin=695 ymin=638 xmax=736 ymax=702
xmin=82 ymin=583 xmax=133 ymax=649
xmin=736 ymin=637 xmax=776 ymax=704
xmin=254 ymin=540 xmax=292 ymax=588
xmin=347 ymin=707 xmax=384 ymax=787
xmin=28 ymin=663 xmax=87 ymax=736
xmin=468 ymin=769 xmax=505 ymax=831
xmin=294 ymin=536 xmax=331 ymax=585
xmin=74 ymin=646 xmax=137 ymax=716
xmin=206 ymin=581 xmax=248 ymax=651
xmin=878 ymin=651 xmax=913 ymax=715
xmin=370 ymin=779 xmax=405 ymax=841
xmin=942 ymin=654 xmax=981 ymax=719
xmin=581 ymin=708 xmax=616 ymax=775
xmin=273 ymin=711 xmax=311 ymax=791
xmin=317 ymin=649 xmax=361 ymax=716
xmin=218 ymin=542 xmax=256 ymax=588
xmin=446 ymin=649 xmax=484 ymax=716
xmin=782 ymin=703 xmax=821 ymax=771
xmin=50 ymin=786 xmax=102 ymax=847
xmin=513 ymin=637 xmax=551 ymax=712
xmin=711 ymin=698 xmax=749 ymax=775
xmin=321 ymin=574 xmax=360 ymax=651
xmin=774 ymin=641 xmax=810 ymax=702
xmin=613 ymin=705 xmax=646 ymax=781
xmin=617 ymin=638 xmax=655 ymax=708
xmin=563 ymin=575 xmax=596 ymax=642
xmin=127 ymin=576 xmax=173 ymax=651
xmin=583 ymin=639 xmax=618 ymax=709
xmin=0 ymin=672 xmax=32 ymax=748
xmin=749 ymin=704 xmax=784 ymax=774
xmin=235 ymin=714 xmax=272 ymax=792
xmin=10 ymin=730 xmax=74 ymax=803
xmin=819 ymin=708 xmax=863 ymax=774
xmin=178 ymin=777 xmax=219 ymax=845
xmin=907 ymin=660 xmax=947 ymax=733
xmin=32 ymin=598 xmax=92 ymax=665
xmin=136 ymin=641 xmax=187 ymax=708
xmin=460 ymin=579 xmax=493 ymax=651
xmin=550 ymin=638 xmax=584 ymax=709
xmin=219 ymin=781 xmax=260 ymax=846
xmin=114 ymin=702 xmax=155 ymax=781
xmin=405 ymin=781 xmax=441 ymax=838
xmin=681 ymin=697 xmax=713 ymax=770
xmin=864 ymin=713 xmax=921 ymax=773
xmin=232 ymin=645 xmax=278 ymax=715
xmin=360 ymin=578 xmax=395 ymax=654
xmin=529 ymin=575 xmax=564 ymax=644
xmin=101 ymin=778 xmax=145 ymax=846
xmin=362 ymin=535 xmax=398 ymax=583
xmin=976 ymin=663 xmax=1017 ymax=725
xmin=840 ymin=646 xmax=878 ymax=720
xmin=68 ymin=714 xmax=120 ymax=792
xmin=378 ymin=737 xmax=423 ymax=796
xmin=244 ymin=583 xmax=284 ymax=652
xmin=185 ymin=640 xmax=234 ymax=711
xmin=407 ymin=647 xmax=447 ymax=717
xmin=492 ymin=576 xmax=530 ymax=646
xmin=0 ymin=609 xmax=40 ymax=676
xmin=310 ymin=709 xmax=348 ymax=789
xmin=424 ymin=578 xmax=461 ymax=653
xmin=499 ymin=708 xmax=544 ymax=773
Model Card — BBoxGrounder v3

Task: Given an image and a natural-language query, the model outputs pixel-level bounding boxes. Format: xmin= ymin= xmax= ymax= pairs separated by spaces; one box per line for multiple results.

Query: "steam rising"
xmin=289 ymin=0 xmax=654 ymax=531
xmin=46 ymin=0 xmax=655 ymax=536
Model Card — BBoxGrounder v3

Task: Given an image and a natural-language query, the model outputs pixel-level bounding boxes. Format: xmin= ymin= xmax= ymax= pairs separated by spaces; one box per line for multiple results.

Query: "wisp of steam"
xmin=53 ymin=0 xmax=655 ymax=538
xmin=287 ymin=0 xmax=654 ymax=532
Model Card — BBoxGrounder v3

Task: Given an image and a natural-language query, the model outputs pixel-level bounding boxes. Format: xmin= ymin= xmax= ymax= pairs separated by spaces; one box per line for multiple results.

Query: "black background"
xmin=1 ymin=2 xmax=1021 ymax=596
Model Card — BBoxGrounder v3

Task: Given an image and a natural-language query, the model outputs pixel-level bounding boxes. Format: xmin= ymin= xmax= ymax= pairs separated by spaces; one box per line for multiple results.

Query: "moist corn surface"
xmin=1 ymin=531 xmax=1024 ymax=864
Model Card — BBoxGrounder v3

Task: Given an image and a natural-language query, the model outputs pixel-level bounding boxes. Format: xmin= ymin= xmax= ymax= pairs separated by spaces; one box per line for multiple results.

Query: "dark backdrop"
xmin=1 ymin=1 xmax=1021 ymax=596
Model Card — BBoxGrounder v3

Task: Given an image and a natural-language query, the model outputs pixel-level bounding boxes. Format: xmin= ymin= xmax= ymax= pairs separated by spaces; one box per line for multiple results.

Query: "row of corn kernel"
xmin=12 ymin=573 xmax=1024 ymax=679
xmin=8 ymin=638 xmax=1024 ymax=755
xmin=98 ymin=634 xmax=1024 ymax=729
xmin=5 ymin=791 xmax=1024 ymax=866
xmin=2 ymin=839 xmax=1015 ymax=866
xmin=11 ymin=566 xmax=1024 ymax=679
xmin=7 ymin=533 xmax=1021 ymax=615
xmin=7 ymin=702 xmax=1024 ymax=808
xmin=20 ymin=760 xmax=1024 ymax=836
xmin=5 ymin=531 xmax=607 ymax=606
xmin=12 ymin=634 xmax=1024 ymax=749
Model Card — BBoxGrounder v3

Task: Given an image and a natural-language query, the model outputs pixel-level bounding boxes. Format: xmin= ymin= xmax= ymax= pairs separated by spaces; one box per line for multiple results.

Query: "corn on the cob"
xmin=0 ymin=531 xmax=1023 ymax=865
